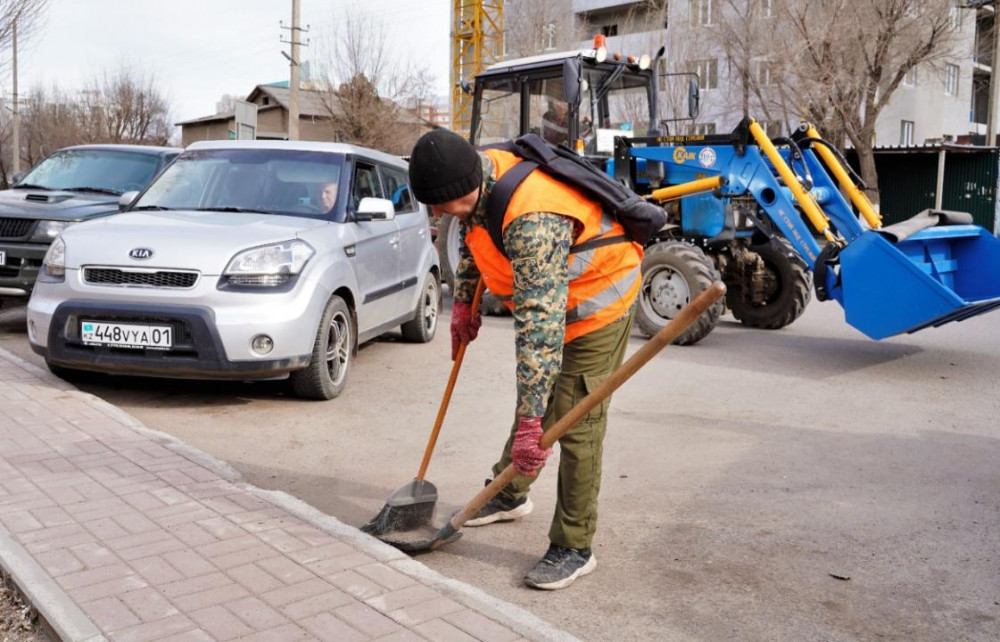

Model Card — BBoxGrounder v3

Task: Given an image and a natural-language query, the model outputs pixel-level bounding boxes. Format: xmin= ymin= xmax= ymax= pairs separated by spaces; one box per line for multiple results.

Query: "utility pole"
xmin=11 ymin=16 xmax=20 ymax=175
xmin=280 ymin=0 xmax=308 ymax=141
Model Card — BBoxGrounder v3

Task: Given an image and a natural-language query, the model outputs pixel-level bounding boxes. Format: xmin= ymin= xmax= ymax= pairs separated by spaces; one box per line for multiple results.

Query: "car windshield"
xmin=17 ymin=149 xmax=163 ymax=195
xmin=133 ymin=148 xmax=345 ymax=218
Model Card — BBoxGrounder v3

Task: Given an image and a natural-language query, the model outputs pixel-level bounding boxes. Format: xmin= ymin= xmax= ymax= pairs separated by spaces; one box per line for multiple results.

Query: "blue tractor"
xmin=439 ymin=38 xmax=1000 ymax=344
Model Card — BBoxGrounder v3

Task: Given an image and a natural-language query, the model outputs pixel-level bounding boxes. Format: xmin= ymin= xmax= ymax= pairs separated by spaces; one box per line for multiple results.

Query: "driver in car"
xmin=317 ymin=181 xmax=338 ymax=213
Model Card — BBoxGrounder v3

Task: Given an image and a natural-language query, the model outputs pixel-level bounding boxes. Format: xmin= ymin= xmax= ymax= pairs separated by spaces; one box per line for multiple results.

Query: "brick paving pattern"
xmin=0 ymin=350 xmax=548 ymax=642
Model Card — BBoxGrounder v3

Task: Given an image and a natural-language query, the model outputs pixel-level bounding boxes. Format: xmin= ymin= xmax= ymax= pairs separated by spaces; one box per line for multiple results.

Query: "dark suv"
xmin=0 ymin=144 xmax=180 ymax=308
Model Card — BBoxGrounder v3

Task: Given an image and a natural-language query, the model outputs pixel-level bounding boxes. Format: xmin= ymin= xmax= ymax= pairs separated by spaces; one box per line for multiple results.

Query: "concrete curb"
xmin=0 ymin=346 xmax=581 ymax=642
xmin=0 ymin=528 xmax=107 ymax=642
xmin=250 ymin=487 xmax=583 ymax=642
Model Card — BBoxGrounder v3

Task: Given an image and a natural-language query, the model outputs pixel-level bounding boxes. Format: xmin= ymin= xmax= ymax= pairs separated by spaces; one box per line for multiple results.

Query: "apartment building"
xmin=570 ymin=0 xmax=993 ymax=145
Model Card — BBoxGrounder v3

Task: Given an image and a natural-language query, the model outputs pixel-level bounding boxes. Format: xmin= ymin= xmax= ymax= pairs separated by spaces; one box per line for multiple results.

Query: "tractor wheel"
xmin=434 ymin=213 xmax=510 ymax=317
xmin=636 ymin=241 xmax=723 ymax=345
xmin=727 ymin=242 xmax=812 ymax=330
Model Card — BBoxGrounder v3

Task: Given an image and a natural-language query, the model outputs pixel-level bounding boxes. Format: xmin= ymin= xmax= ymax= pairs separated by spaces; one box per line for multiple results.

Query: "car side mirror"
xmin=354 ymin=197 xmax=396 ymax=222
xmin=118 ymin=191 xmax=140 ymax=212
xmin=11 ymin=171 xmax=26 ymax=185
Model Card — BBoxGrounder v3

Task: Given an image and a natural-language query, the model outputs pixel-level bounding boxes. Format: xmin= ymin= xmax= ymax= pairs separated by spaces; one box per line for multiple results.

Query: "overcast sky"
xmin=13 ymin=0 xmax=450 ymax=129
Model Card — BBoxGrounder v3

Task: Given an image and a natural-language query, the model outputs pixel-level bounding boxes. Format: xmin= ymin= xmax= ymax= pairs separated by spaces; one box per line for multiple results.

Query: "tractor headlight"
xmin=30 ymin=220 xmax=72 ymax=243
xmin=223 ymin=240 xmax=315 ymax=287
xmin=39 ymin=236 xmax=66 ymax=282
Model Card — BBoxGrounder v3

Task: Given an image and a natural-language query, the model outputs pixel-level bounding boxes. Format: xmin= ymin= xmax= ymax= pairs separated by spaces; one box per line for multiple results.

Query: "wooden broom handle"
xmin=447 ymin=281 xmax=726 ymax=531
xmin=416 ymin=277 xmax=487 ymax=481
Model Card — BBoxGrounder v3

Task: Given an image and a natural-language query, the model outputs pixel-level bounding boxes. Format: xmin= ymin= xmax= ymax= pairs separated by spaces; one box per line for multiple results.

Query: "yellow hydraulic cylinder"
xmin=748 ymin=120 xmax=837 ymax=244
xmin=804 ymin=125 xmax=882 ymax=229
xmin=648 ymin=176 xmax=724 ymax=203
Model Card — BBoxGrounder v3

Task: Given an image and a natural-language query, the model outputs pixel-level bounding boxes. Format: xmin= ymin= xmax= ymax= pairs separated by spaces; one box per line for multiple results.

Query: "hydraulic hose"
xmin=770 ymin=136 xmax=814 ymax=191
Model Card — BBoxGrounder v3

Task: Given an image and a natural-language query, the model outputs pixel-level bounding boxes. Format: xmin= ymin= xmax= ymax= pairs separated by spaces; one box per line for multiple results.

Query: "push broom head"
xmin=360 ymin=479 xmax=438 ymax=537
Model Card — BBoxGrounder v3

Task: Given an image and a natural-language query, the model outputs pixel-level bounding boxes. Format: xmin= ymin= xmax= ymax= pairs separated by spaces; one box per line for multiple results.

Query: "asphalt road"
xmin=2 ymin=297 xmax=998 ymax=641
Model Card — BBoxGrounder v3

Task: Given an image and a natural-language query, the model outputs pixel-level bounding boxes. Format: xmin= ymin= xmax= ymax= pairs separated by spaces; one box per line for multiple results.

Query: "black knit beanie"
xmin=408 ymin=129 xmax=482 ymax=204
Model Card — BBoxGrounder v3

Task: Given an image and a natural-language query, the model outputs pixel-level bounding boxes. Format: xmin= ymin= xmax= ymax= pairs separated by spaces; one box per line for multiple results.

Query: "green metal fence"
xmin=846 ymin=147 xmax=999 ymax=234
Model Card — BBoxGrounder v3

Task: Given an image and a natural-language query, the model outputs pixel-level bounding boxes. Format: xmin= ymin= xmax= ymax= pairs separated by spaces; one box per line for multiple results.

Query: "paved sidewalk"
xmin=0 ymin=347 xmax=578 ymax=642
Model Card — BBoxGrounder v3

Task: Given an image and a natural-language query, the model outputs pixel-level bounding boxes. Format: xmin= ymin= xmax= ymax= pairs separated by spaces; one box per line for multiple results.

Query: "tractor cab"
xmin=468 ymin=36 xmax=661 ymax=159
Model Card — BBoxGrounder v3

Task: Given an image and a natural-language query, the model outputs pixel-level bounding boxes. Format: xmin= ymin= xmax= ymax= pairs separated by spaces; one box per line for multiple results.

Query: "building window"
xmin=501 ymin=30 xmax=508 ymax=57
xmin=903 ymin=66 xmax=917 ymax=87
xmin=949 ymin=6 xmax=960 ymax=29
xmin=692 ymin=58 xmax=719 ymax=90
xmin=601 ymin=24 xmax=618 ymax=37
xmin=690 ymin=0 xmax=718 ymax=27
xmin=756 ymin=60 xmax=774 ymax=86
xmin=900 ymin=120 xmax=914 ymax=146
xmin=759 ymin=0 xmax=772 ymax=18
xmin=691 ymin=122 xmax=716 ymax=135
xmin=945 ymin=64 xmax=959 ymax=96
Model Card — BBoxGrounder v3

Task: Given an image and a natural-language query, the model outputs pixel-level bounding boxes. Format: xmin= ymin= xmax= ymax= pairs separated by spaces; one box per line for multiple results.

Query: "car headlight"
xmin=39 ymin=236 xmax=66 ymax=282
xmin=30 ymin=220 xmax=72 ymax=243
xmin=223 ymin=240 xmax=315 ymax=287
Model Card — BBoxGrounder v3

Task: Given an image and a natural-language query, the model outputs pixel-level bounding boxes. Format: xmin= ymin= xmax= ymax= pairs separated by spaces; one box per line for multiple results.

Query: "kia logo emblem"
xmin=129 ymin=248 xmax=154 ymax=260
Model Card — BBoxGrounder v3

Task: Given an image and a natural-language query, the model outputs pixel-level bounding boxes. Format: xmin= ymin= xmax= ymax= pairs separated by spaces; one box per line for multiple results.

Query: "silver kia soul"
xmin=26 ymin=140 xmax=440 ymax=400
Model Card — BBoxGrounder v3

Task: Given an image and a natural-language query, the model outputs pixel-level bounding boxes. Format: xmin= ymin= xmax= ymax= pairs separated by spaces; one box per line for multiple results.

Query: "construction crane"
xmin=451 ymin=0 xmax=504 ymax=136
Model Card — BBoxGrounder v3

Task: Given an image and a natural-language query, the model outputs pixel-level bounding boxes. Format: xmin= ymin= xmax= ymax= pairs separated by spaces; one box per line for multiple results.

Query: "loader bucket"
xmin=834 ymin=225 xmax=1000 ymax=340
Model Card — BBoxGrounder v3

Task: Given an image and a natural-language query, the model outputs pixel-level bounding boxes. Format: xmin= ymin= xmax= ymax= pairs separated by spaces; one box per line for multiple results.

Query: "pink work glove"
xmin=511 ymin=416 xmax=552 ymax=477
xmin=450 ymin=300 xmax=482 ymax=360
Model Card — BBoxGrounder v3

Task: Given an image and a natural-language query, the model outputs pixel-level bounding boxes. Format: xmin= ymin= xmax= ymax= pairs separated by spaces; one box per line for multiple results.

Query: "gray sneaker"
xmin=523 ymin=544 xmax=596 ymax=590
xmin=464 ymin=494 xmax=533 ymax=527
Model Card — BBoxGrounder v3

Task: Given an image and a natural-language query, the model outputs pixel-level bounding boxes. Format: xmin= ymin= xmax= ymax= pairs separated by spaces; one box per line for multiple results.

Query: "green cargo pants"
xmin=491 ymin=307 xmax=635 ymax=550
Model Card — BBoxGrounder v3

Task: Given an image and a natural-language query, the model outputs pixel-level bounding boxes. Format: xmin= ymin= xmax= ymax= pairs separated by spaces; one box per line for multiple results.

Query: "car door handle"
xmin=389 ymin=235 xmax=400 ymax=247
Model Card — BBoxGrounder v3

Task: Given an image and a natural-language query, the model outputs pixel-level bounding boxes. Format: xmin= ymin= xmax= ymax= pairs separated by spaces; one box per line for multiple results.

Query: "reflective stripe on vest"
xmin=568 ymin=211 xmax=617 ymax=280
xmin=566 ymin=265 xmax=641 ymax=323
xmin=466 ymin=149 xmax=642 ymax=343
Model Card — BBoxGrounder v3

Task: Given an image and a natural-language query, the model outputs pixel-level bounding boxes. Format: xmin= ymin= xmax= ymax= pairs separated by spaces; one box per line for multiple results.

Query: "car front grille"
xmin=0 ymin=217 xmax=34 ymax=240
xmin=83 ymin=267 xmax=200 ymax=289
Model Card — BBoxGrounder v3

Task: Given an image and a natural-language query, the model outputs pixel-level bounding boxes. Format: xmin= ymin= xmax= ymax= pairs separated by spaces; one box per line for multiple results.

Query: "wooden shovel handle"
xmin=416 ymin=277 xmax=487 ymax=481
xmin=448 ymin=281 xmax=726 ymax=530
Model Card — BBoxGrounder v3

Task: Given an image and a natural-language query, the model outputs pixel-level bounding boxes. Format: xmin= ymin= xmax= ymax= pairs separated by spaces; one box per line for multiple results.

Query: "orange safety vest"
xmin=465 ymin=148 xmax=643 ymax=343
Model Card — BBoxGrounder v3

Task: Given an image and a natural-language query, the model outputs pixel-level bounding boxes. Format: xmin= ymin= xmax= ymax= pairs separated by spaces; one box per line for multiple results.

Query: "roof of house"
xmin=247 ymin=84 xmax=330 ymax=118
xmin=175 ymin=84 xmax=332 ymax=127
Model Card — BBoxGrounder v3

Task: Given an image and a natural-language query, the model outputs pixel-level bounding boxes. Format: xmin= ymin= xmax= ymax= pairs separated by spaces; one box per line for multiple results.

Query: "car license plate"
xmin=81 ymin=321 xmax=172 ymax=349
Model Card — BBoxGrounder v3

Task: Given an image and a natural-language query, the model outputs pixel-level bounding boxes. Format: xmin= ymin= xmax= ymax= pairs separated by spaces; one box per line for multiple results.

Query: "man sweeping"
xmin=407 ymin=129 xmax=642 ymax=590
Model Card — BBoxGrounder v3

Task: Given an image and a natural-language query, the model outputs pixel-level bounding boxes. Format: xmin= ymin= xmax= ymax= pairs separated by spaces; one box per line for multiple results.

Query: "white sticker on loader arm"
xmin=698 ymin=147 xmax=717 ymax=168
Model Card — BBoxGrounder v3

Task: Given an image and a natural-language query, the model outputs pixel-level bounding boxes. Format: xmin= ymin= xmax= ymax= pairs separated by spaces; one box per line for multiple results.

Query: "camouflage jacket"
xmin=453 ymin=153 xmax=575 ymax=418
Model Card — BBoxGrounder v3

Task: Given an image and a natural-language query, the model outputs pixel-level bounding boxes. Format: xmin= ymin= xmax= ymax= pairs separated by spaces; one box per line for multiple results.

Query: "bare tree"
xmin=0 ymin=0 xmax=49 ymax=184
xmin=777 ymin=0 xmax=961 ymax=201
xmin=314 ymin=10 xmax=434 ymax=155
xmin=705 ymin=0 xmax=798 ymax=134
xmin=19 ymin=84 xmax=87 ymax=166
xmin=80 ymin=65 xmax=173 ymax=145
xmin=215 ymin=93 xmax=240 ymax=115
xmin=503 ymin=0 xmax=579 ymax=59
xmin=0 ymin=0 xmax=48 ymax=70
xmin=11 ymin=64 xmax=173 ymax=176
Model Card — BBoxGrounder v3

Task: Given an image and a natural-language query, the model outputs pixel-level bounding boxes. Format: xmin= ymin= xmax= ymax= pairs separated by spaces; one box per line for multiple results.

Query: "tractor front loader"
xmin=622 ymin=118 xmax=1000 ymax=343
